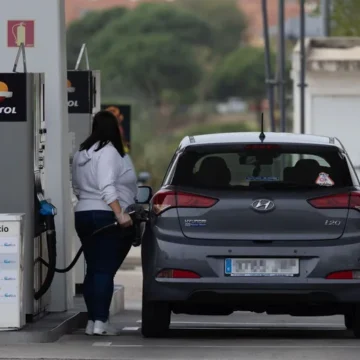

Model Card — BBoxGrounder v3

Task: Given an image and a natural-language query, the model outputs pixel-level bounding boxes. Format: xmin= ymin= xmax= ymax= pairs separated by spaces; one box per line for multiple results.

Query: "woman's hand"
xmin=116 ymin=212 xmax=133 ymax=228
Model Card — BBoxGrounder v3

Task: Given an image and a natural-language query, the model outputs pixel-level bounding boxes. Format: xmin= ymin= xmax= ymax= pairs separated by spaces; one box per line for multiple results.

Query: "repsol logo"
xmin=0 ymin=107 xmax=17 ymax=114
xmin=0 ymin=226 xmax=9 ymax=232
xmin=68 ymin=101 xmax=79 ymax=107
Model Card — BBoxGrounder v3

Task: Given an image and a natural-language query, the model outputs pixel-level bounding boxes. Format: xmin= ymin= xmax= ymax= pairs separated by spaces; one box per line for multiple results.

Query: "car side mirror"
xmin=136 ymin=185 xmax=153 ymax=204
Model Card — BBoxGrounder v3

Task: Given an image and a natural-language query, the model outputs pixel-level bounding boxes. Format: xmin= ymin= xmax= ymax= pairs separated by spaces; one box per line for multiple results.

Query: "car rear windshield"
xmin=170 ymin=143 xmax=353 ymax=190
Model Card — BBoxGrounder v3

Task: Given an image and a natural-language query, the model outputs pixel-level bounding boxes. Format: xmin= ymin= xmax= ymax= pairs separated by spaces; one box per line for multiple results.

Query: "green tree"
xmin=213 ymin=47 xmax=271 ymax=101
xmin=177 ymin=0 xmax=247 ymax=54
xmin=97 ymin=34 xmax=202 ymax=105
xmin=89 ymin=2 xmax=213 ymax=58
xmin=175 ymin=0 xmax=248 ymax=102
xmin=331 ymin=0 xmax=360 ymax=36
xmin=66 ymin=7 xmax=128 ymax=68
xmin=212 ymin=46 xmax=275 ymax=123
xmin=80 ymin=3 xmax=213 ymax=102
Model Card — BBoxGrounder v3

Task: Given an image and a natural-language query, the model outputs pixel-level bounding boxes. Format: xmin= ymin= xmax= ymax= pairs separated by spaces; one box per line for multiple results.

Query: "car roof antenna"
xmin=259 ymin=112 xmax=265 ymax=142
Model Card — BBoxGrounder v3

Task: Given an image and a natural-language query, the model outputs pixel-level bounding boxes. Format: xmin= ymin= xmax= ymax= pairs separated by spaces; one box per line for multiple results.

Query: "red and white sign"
xmin=7 ymin=20 xmax=35 ymax=48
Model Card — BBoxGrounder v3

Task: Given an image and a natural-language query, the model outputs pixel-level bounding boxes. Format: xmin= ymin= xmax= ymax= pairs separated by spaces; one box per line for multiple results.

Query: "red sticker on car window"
xmin=316 ymin=172 xmax=334 ymax=187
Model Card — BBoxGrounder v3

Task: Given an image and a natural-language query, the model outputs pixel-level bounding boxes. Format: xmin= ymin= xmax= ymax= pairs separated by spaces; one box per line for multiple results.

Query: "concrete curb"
xmin=0 ymin=312 xmax=86 ymax=345
xmin=0 ymin=286 xmax=125 ymax=344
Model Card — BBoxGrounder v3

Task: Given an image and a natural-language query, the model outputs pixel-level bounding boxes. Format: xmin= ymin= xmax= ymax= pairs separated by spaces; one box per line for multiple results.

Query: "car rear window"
xmin=171 ymin=143 xmax=353 ymax=190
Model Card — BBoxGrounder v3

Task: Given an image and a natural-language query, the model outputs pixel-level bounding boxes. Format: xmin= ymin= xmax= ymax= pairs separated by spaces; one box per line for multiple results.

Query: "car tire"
xmin=141 ymin=297 xmax=171 ymax=338
xmin=345 ymin=314 xmax=353 ymax=330
xmin=352 ymin=306 xmax=360 ymax=338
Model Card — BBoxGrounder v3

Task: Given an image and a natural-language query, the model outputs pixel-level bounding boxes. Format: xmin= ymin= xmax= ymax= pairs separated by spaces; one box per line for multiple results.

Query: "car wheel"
xmin=345 ymin=314 xmax=353 ymax=330
xmin=352 ymin=306 xmax=360 ymax=338
xmin=141 ymin=297 xmax=171 ymax=338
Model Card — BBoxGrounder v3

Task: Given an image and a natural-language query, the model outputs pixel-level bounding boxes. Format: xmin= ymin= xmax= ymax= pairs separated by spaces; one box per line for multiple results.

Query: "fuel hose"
xmin=34 ymin=222 xmax=117 ymax=274
xmin=34 ymin=205 xmax=148 ymax=299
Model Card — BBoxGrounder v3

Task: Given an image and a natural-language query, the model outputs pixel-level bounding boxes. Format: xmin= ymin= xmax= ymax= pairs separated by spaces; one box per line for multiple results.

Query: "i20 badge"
xmin=251 ymin=199 xmax=275 ymax=212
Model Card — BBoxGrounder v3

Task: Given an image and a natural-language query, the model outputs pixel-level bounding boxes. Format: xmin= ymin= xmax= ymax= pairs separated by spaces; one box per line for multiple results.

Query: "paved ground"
xmin=0 ymin=268 xmax=360 ymax=359
xmin=0 ymin=311 xmax=358 ymax=359
xmin=115 ymin=266 xmax=143 ymax=310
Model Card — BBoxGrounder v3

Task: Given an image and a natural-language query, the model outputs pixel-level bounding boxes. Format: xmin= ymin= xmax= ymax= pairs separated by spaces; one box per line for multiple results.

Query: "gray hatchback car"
xmin=137 ymin=131 xmax=360 ymax=338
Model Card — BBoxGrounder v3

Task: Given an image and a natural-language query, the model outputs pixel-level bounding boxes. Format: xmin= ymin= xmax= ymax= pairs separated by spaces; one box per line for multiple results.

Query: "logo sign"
xmin=101 ymin=104 xmax=131 ymax=153
xmin=0 ymin=288 xmax=17 ymax=303
xmin=0 ymin=82 xmax=13 ymax=103
xmin=3 ymin=259 xmax=16 ymax=264
xmin=0 ymin=293 xmax=16 ymax=298
xmin=251 ymin=199 xmax=275 ymax=212
xmin=0 ymin=255 xmax=17 ymax=271
xmin=0 ymin=237 xmax=17 ymax=254
xmin=7 ymin=20 xmax=35 ymax=48
xmin=67 ymin=71 xmax=93 ymax=114
xmin=0 ymin=73 xmax=27 ymax=122
xmin=0 ymin=271 xmax=16 ymax=281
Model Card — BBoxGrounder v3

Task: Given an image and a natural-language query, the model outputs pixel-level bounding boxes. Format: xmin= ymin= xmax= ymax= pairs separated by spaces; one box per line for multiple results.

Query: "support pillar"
xmin=0 ymin=0 xmax=73 ymax=313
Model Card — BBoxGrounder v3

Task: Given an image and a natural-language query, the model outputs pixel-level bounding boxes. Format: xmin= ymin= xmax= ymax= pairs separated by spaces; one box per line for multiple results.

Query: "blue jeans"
xmin=75 ymin=210 xmax=134 ymax=322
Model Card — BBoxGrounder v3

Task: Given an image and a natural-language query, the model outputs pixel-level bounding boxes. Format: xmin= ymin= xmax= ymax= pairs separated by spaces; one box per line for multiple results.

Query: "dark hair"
xmin=79 ymin=110 xmax=125 ymax=157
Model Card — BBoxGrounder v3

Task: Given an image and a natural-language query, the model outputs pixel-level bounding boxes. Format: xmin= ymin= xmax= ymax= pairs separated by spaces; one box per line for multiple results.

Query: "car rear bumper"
xmin=146 ymin=278 xmax=360 ymax=304
xmin=143 ymin=236 xmax=360 ymax=307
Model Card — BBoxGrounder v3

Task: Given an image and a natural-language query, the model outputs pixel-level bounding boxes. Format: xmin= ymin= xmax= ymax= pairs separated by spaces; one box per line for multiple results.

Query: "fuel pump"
xmin=0 ymin=70 xmax=57 ymax=320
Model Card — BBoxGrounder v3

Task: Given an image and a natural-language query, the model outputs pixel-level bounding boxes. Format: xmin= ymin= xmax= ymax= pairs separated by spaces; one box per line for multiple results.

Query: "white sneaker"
xmin=93 ymin=320 xmax=120 ymax=336
xmin=85 ymin=320 xmax=94 ymax=335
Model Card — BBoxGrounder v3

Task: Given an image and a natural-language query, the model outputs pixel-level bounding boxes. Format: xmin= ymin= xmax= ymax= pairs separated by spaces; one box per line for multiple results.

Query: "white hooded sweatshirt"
xmin=72 ymin=142 xmax=138 ymax=212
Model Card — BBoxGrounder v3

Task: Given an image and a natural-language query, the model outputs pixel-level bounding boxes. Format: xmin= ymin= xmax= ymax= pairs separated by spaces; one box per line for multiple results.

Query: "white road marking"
xmin=92 ymin=342 xmax=112 ymax=346
xmin=111 ymin=344 xmax=144 ymax=347
xmin=108 ymin=344 xmax=360 ymax=349
xmin=136 ymin=320 xmax=343 ymax=327
xmin=122 ymin=326 xmax=140 ymax=331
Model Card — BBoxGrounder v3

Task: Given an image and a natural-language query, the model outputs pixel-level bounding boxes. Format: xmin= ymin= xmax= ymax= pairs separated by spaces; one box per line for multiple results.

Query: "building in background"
xmin=238 ymin=0 xmax=321 ymax=46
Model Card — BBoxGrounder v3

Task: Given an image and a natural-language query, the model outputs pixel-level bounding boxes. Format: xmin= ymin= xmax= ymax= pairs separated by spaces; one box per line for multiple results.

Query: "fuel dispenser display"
xmin=67 ymin=70 xmax=97 ymax=156
xmin=0 ymin=72 xmax=57 ymax=321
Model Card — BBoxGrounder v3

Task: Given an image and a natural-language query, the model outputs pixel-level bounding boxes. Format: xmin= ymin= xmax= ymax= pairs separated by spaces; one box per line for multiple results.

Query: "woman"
xmin=72 ymin=110 xmax=138 ymax=336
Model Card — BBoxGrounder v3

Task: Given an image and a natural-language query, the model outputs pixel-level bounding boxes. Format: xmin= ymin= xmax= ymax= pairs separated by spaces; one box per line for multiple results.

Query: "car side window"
xmin=162 ymin=152 xmax=180 ymax=186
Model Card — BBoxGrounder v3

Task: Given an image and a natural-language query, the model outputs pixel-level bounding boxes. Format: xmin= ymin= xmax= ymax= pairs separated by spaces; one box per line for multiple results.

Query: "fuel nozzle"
xmin=39 ymin=200 xmax=57 ymax=216
xmin=125 ymin=204 xmax=149 ymax=247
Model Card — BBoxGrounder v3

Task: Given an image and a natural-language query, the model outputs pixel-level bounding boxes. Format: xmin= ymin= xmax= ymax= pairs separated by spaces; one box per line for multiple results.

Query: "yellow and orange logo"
xmin=67 ymin=80 xmax=75 ymax=93
xmin=0 ymin=82 xmax=13 ymax=103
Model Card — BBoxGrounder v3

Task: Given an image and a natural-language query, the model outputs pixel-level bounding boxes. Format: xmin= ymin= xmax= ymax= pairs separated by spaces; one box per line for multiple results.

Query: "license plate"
xmin=225 ymin=258 xmax=299 ymax=277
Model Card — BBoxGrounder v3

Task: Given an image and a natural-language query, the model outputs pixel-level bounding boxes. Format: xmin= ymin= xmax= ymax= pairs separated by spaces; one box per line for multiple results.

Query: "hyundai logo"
xmin=251 ymin=199 xmax=275 ymax=212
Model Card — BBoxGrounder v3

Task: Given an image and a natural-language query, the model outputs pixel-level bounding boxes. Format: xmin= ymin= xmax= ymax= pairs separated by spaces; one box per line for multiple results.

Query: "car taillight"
xmin=307 ymin=191 xmax=360 ymax=211
xmin=151 ymin=190 xmax=218 ymax=215
xmin=245 ymin=144 xmax=280 ymax=150
xmin=326 ymin=270 xmax=360 ymax=280
xmin=156 ymin=269 xmax=201 ymax=279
